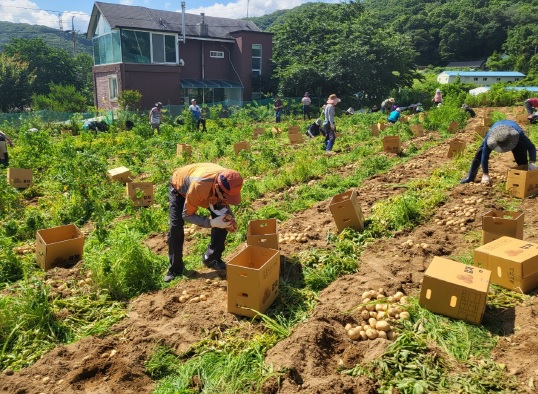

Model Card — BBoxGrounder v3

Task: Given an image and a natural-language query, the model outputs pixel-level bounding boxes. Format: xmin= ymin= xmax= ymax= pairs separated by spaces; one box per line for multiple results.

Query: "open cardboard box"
xmin=481 ymin=210 xmax=524 ymax=245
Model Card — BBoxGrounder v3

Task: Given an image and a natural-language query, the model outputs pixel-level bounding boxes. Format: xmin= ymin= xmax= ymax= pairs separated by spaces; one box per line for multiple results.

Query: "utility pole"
xmin=71 ymin=16 xmax=76 ymax=57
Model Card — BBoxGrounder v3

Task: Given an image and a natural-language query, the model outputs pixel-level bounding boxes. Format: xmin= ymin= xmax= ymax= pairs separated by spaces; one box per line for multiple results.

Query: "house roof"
xmin=440 ymin=71 xmax=526 ymax=77
xmin=446 ymin=60 xmax=485 ymax=68
xmin=469 ymin=86 xmax=538 ymax=95
xmin=87 ymin=1 xmax=265 ymax=40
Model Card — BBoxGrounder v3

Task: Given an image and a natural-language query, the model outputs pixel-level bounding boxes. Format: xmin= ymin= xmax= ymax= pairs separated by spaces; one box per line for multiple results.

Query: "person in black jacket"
xmin=461 ymin=104 xmax=476 ymax=118
xmin=306 ymin=119 xmax=324 ymax=138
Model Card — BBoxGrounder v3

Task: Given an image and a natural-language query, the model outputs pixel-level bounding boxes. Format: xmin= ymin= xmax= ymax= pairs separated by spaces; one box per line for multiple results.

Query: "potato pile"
xmin=184 ymin=226 xmax=197 ymax=237
xmin=345 ymin=288 xmax=409 ymax=342
xmin=279 ymin=232 xmax=308 ymax=244
xmin=178 ymin=289 xmax=208 ymax=303
xmin=433 ymin=196 xmax=483 ymax=232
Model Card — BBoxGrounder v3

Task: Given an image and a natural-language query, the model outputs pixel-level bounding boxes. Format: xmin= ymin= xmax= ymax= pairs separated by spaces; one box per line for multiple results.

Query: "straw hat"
xmin=486 ymin=124 xmax=520 ymax=153
xmin=327 ymin=94 xmax=341 ymax=105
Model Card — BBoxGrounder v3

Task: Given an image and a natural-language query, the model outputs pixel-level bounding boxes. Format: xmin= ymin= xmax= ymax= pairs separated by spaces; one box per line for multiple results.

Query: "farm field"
xmin=1 ymin=106 xmax=538 ymax=394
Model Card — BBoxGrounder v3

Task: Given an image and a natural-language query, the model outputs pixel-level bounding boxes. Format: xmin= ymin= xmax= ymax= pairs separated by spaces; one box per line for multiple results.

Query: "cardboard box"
xmin=60 ymin=129 xmax=73 ymax=135
xmin=227 ymin=245 xmax=280 ymax=317
xmin=247 ymin=219 xmax=279 ymax=250
xmin=447 ymin=139 xmax=466 ymax=158
xmin=7 ymin=168 xmax=33 ymax=188
xmin=505 ymin=165 xmax=538 ymax=198
xmin=370 ymin=124 xmax=379 ymax=137
xmin=474 ymin=236 xmax=538 ymax=293
xmin=288 ymin=132 xmax=304 ymax=144
xmin=481 ymin=117 xmax=493 ymax=127
xmin=409 ymin=124 xmax=424 ymax=137
xmin=419 ymin=257 xmax=491 ymax=325
xmin=176 ymin=143 xmax=192 ymax=156
xmin=329 ymin=190 xmax=364 ymax=233
xmin=419 ymin=113 xmax=426 ymax=121
xmin=448 ymin=121 xmax=459 ymax=133
xmin=126 ymin=182 xmax=154 ymax=207
xmin=253 ymin=128 xmax=265 ymax=139
xmin=382 ymin=136 xmax=401 ymax=153
xmin=36 ymin=224 xmax=85 ymax=271
xmin=377 ymin=122 xmax=387 ymax=131
xmin=234 ymin=142 xmax=250 ymax=155
xmin=107 ymin=166 xmax=131 ymax=184
xmin=481 ymin=210 xmax=524 ymax=245
xmin=400 ymin=115 xmax=409 ymax=124
xmin=475 ymin=125 xmax=489 ymax=138
xmin=516 ymin=114 xmax=530 ymax=124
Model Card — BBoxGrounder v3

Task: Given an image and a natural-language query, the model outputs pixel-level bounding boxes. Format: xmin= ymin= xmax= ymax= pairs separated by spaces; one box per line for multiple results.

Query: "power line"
xmin=0 ymin=5 xmax=88 ymax=16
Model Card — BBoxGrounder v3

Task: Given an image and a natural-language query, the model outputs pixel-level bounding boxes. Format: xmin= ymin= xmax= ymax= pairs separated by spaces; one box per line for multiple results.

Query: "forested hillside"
xmin=0 ymin=21 xmax=92 ymax=55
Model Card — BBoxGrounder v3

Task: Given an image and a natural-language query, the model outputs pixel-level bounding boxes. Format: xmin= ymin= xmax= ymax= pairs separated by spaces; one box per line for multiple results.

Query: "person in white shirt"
xmin=301 ymin=92 xmax=312 ymax=121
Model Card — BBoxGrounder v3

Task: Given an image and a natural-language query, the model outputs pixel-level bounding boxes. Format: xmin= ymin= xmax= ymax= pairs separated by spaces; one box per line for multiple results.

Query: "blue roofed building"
xmin=437 ymin=71 xmax=525 ymax=86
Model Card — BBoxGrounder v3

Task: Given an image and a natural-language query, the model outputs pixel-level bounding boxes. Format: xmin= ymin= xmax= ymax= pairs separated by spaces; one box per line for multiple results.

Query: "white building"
xmin=437 ymin=71 xmax=525 ymax=86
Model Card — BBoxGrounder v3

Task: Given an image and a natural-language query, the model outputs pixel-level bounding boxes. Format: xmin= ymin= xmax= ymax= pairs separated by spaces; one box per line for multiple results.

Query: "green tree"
xmin=32 ymin=83 xmax=88 ymax=112
xmin=0 ymin=53 xmax=35 ymax=111
xmin=117 ymin=90 xmax=143 ymax=111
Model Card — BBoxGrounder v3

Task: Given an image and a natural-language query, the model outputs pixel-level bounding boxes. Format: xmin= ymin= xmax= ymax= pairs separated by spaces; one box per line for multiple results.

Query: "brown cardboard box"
xmin=516 ymin=114 xmax=530 ymax=124
xmin=447 ymin=139 xmax=466 ymax=158
xmin=377 ymin=122 xmax=387 ymax=131
xmin=400 ymin=115 xmax=409 ymax=123
xmin=288 ymin=132 xmax=304 ymax=144
xmin=227 ymin=245 xmax=280 ymax=317
xmin=288 ymin=126 xmax=300 ymax=134
xmin=7 ymin=168 xmax=33 ymax=188
xmin=409 ymin=124 xmax=424 ymax=137
xmin=177 ymin=143 xmax=192 ymax=156
xmin=36 ymin=224 xmax=85 ymax=271
xmin=329 ymin=190 xmax=364 ymax=233
xmin=126 ymin=182 xmax=154 ymax=207
xmin=448 ymin=121 xmax=459 ymax=133
xmin=60 ymin=129 xmax=73 ymax=135
xmin=382 ymin=136 xmax=401 ymax=153
xmin=234 ymin=142 xmax=251 ymax=154
xmin=475 ymin=125 xmax=489 ymax=138
xmin=253 ymin=128 xmax=265 ymax=139
xmin=505 ymin=165 xmax=538 ymax=198
xmin=247 ymin=218 xmax=279 ymax=250
xmin=481 ymin=117 xmax=493 ymax=127
xmin=107 ymin=166 xmax=131 ymax=183
xmin=419 ymin=113 xmax=426 ymax=121
xmin=474 ymin=236 xmax=538 ymax=293
xmin=481 ymin=210 xmax=524 ymax=245
xmin=419 ymin=256 xmax=491 ymax=325
xmin=370 ymin=124 xmax=379 ymax=137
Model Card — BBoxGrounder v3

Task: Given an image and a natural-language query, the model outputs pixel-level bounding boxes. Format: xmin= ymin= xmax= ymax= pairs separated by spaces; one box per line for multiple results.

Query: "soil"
xmin=2 ymin=107 xmax=538 ymax=394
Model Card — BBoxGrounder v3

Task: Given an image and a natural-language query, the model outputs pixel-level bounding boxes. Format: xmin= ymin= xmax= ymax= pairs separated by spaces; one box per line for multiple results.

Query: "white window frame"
xmin=210 ymin=51 xmax=224 ymax=58
xmin=252 ymin=44 xmax=262 ymax=75
xmin=109 ymin=76 xmax=118 ymax=101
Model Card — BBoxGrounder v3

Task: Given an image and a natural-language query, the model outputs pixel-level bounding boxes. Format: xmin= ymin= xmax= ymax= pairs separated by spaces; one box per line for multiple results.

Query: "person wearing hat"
xmin=164 ymin=163 xmax=243 ymax=282
xmin=432 ymin=89 xmax=443 ymax=107
xmin=387 ymin=107 xmax=402 ymax=124
xmin=460 ymin=120 xmax=537 ymax=185
xmin=306 ymin=118 xmax=324 ymax=138
xmin=323 ymin=94 xmax=340 ymax=153
xmin=381 ymin=98 xmax=395 ymax=114
xmin=461 ymin=103 xmax=476 ymax=118
xmin=149 ymin=102 xmax=163 ymax=132
xmin=301 ymin=92 xmax=312 ymax=121
xmin=189 ymin=99 xmax=207 ymax=132
xmin=0 ymin=130 xmax=14 ymax=167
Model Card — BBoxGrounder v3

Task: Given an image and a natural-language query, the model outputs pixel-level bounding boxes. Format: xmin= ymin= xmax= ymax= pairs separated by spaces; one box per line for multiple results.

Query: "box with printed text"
xmin=7 ymin=168 xmax=33 ymax=188
xmin=36 ymin=224 xmax=85 ymax=271
xmin=247 ymin=218 xmax=279 ymax=250
xmin=329 ymin=190 xmax=364 ymax=233
xmin=505 ymin=165 xmax=538 ymax=198
xmin=227 ymin=245 xmax=280 ymax=317
xmin=107 ymin=166 xmax=131 ymax=184
xmin=419 ymin=256 xmax=491 ymax=325
xmin=126 ymin=182 xmax=154 ymax=207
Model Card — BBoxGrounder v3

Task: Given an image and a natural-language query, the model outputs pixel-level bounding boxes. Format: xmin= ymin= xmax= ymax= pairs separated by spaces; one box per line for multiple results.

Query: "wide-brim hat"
xmin=217 ymin=170 xmax=243 ymax=205
xmin=486 ymin=124 xmax=520 ymax=153
xmin=327 ymin=94 xmax=340 ymax=105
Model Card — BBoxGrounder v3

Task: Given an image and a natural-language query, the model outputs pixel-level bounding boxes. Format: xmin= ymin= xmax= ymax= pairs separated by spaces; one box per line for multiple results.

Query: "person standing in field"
xmin=432 ymin=89 xmax=443 ymax=107
xmin=301 ymin=92 xmax=312 ymax=121
xmin=323 ymin=94 xmax=340 ymax=153
xmin=189 ymin=99 xmax=207 ymax=131
xmin=0 ymin=130 xmax=14 ymax=167
xmin=164 ymin=163 xmax=243 ymax=282
xmin=149 ymin=102 xmax=163 ymax=132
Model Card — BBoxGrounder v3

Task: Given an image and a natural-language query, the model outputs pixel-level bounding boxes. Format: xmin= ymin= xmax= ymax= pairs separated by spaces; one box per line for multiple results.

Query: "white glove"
xmin=528 ymin=162 xmax=537 ymax=171
xmin=481 ymin=174 xmax=491 ymax=185
xmin=210 ymin=216 xmax=231 ymax=229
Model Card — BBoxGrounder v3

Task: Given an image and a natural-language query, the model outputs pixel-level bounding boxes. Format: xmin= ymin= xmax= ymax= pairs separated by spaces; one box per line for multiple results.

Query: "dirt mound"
xmin=2 ymin=107 xmax=538 ymax=394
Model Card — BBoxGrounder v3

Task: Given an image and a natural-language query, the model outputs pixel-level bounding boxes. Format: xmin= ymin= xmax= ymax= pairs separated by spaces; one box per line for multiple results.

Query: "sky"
xmin=0 ymin=0 xmax=338 ymax=33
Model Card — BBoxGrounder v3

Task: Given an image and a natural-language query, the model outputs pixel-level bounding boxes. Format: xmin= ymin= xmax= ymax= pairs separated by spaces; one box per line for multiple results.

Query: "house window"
xmin=252 ymin=44 xmax=262 ymax=75
xmin=515 ymin=78 xmax=520 ymax=81
xmin=120 ymin=29 xmax=177 ymax=64
xmin=210 ymin=51 xmax=224 ymax=58
xmin=474 ymin=77 xmax=478 ymax=81
xmin=109 ymin=76 xmax=118 ymax=100
xmin=483 ymin=78 xmax=488 ymax=81
xmin=496 ymin=77 xmax=501 ymax=81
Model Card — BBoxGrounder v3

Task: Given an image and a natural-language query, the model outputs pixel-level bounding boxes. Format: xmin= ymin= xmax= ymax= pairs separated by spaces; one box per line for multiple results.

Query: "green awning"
xmin=180 ymin=79 xmax=243 ymax=89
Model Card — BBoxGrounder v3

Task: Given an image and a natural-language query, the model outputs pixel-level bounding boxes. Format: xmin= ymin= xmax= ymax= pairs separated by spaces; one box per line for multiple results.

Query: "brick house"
xmin=86 ymin=1 xmax=273 ymax=110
